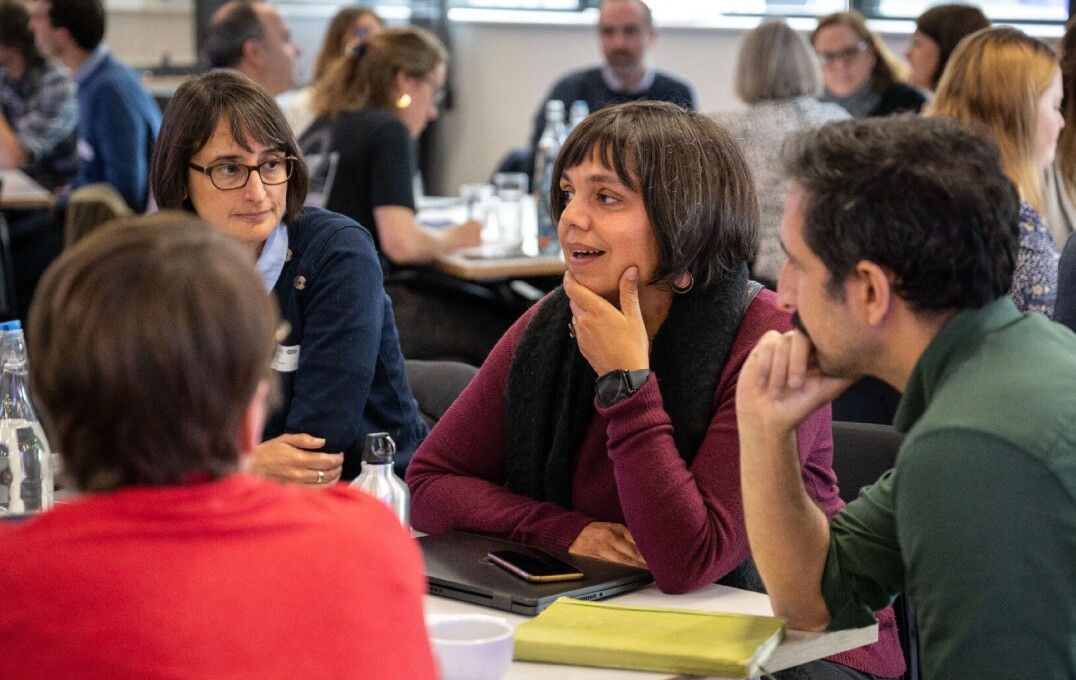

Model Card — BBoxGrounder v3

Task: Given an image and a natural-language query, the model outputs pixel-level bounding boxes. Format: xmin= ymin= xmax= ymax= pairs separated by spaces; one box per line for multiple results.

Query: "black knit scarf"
xmin=503 ymin=263 xmax=751 ymax=507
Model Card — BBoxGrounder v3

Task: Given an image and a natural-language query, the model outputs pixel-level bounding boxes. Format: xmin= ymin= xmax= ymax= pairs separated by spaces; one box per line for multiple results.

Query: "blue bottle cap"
xmin=0 ymin=320 xmax=21 ymax=331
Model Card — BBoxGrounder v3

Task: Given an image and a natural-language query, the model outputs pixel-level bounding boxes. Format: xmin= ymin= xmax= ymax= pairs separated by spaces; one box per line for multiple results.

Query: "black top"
xmin=299 ymin=107 xmax=417 ymax=254
xmin=871 ymin=82 xmax=926 ymax=117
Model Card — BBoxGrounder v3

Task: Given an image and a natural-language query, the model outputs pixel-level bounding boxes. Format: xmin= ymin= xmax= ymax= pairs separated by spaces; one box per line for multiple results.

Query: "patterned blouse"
xmin=1011 ymin=202 xmax=1060 ymax=317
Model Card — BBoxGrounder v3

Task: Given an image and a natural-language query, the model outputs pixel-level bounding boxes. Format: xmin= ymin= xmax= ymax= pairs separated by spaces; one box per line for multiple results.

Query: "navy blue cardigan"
xmin=265 ymin=207 xmax=428 ymax=480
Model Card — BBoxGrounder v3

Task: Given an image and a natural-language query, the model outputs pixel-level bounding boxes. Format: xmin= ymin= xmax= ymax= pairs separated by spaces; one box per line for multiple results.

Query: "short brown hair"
xmin=736 ymin=20 xmax=819 ymax=104
xmin=27 ymin=212 xmax=279 ymax=492
xmin=150 ymin=71 xmax=309 ymax=223
xmin=312 ymin=26 xmax=446 ymax=118
xmin=550 ymin=100 xmax=758 ymax=288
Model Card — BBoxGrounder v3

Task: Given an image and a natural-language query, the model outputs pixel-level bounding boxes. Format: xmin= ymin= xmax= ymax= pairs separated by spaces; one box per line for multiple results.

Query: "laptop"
xmin=419 ymin=531 xmax=653 ymax=616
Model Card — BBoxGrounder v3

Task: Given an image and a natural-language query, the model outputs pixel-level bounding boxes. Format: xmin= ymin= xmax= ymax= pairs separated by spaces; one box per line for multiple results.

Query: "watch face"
xmin=596 ymin=370 xmax=629 ymax=408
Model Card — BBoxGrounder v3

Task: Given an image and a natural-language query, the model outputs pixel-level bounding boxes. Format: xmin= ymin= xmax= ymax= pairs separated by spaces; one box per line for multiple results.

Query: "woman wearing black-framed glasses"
xmin=811 ymin=10 xmax=925 ymax=118
xmin=150 ymin=71 xmax=428 ymax=486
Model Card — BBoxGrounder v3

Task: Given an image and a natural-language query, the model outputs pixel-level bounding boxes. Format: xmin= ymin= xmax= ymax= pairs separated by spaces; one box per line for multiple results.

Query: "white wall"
xmin=437 ymin=20 xmax=748 ymax=193
xmin=105 ymin=9 xmax=922 ymax=194
xmin=107 ymin=7 xmax=196 ymax=66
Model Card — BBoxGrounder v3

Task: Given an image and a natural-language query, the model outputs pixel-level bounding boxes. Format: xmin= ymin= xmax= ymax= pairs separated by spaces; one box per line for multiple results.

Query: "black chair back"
xmin=830 ymin=420 xmax=920 ymax=680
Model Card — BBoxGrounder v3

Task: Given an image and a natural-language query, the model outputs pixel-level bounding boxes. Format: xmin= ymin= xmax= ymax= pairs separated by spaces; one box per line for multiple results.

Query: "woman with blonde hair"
xmin=712 ymin=19 xmax=848 ymax=287
xmin=811 ymin=10 xmax=925 ymax=117
xmin=282 ymin=6 xmax=385 ymax=137
xmin=929 ymin=26 xmax=1063 ymax=316
xmin=300 ymin=27 xmax=511 ymax=364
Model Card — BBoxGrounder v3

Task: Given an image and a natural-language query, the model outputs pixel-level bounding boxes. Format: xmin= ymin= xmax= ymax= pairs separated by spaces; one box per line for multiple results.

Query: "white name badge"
xmin=272 ymin=344 xmax=300 ymax=372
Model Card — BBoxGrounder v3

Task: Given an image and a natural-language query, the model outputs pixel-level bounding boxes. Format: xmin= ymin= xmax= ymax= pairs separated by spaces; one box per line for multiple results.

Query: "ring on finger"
xmin=315 ymin=469 xmax=325 ymax=484
xmin=568 ymin=319 xmax=576 ymax=339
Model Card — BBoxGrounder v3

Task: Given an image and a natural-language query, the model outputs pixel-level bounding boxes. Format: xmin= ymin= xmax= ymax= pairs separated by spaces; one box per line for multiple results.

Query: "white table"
xmin=423 ymin=195 xmax=566 ymax=281
xmin=425 ymin=582 xmax=877 ymax=679
xmin=0 ymin=169 xmax=51 ymax=210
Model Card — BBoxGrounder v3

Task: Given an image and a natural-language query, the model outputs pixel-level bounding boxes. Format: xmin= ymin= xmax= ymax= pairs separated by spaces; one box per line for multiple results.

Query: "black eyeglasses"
xmin=189 ymin=156 xmax=296 ymax=191
xmin=817 ymin=40 xmax=869 ymax=66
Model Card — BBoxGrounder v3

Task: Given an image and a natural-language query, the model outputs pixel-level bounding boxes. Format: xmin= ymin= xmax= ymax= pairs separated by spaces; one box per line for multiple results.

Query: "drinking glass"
xmin=492 ymin=172 xmax=528 ymax=245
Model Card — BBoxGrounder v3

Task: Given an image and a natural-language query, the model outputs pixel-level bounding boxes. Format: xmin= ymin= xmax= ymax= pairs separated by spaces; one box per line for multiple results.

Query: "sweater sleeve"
xmin=601 ymin=295 xmax=834 ymax=593
xmin=85 ymin=79 xmax=152 ymax=211
xmin=406 ymin=307 xmax=596 ymax=547
xmin=284 ymin=215 xmax=383 ymax=455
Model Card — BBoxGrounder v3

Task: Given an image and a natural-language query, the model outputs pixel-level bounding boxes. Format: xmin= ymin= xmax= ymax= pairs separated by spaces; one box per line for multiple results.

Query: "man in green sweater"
xmin=736 ymin=115 xmax=1076 ymax=679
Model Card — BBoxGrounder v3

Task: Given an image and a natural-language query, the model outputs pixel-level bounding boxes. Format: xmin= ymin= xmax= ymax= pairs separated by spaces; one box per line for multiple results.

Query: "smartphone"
xmin=487 ymin=549 xmax=585 ymax=583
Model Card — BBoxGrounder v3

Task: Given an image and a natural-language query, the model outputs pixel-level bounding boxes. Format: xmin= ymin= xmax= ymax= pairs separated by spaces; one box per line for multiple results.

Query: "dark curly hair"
xmin=782 ymin=115 xmax=1018 ymax=311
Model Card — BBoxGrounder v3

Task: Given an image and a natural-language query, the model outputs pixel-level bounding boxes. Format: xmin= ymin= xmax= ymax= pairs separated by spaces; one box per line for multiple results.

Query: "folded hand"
xmin=569 ymin=521 xmax=648 ymax=569
xmin=252 ymin=433 xmax=344 ymax=487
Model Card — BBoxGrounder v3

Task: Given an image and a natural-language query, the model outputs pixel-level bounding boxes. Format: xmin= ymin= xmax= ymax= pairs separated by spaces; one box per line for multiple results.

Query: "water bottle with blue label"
xmin=0 ymin=320 xmax=54 ymax=515
xmin=534 ymin=100 xmax=567 ymax=255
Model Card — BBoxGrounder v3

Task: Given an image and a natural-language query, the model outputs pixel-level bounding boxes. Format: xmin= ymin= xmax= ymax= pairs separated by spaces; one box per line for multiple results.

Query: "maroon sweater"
xmin=407 ymin=289 xmax=905 ymax=677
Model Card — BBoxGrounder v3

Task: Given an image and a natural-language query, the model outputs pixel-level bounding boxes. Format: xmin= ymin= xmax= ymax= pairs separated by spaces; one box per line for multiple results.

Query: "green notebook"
xmin=513 ymin=597 xmax=787 ymax=678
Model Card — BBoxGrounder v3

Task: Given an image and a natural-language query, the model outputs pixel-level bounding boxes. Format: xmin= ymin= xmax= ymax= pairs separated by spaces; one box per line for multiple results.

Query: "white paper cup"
xmin=427 ymin=614 xmax=514 ymax=680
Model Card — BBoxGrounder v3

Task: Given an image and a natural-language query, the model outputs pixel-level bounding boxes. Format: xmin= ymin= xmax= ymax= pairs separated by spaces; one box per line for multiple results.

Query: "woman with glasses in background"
xmin=150 ymin=71 xmax=428 ymax=485
xmin=300 ymin=26 xmax=520 ymax=365
xmin=811 ymin=10 xmax=925 ymax=118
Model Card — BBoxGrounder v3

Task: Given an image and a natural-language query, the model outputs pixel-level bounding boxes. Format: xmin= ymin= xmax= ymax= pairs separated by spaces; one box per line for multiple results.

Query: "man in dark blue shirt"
xmin=29 ymin=0 xmax=160 ymax=212
xmin=529 ymin=0 xmax=696 ymax=152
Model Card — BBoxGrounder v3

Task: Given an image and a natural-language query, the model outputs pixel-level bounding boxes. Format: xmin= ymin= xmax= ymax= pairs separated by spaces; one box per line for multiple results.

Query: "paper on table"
xmin=513 ymin=597 xmax=786 ymax=678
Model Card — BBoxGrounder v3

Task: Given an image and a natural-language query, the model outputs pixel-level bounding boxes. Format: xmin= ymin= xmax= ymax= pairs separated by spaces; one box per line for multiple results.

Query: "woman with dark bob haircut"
xmin=151 ymin=71 xmax=427 ymax=485
xmin=406 ymin=101 xmax=904 ymax=680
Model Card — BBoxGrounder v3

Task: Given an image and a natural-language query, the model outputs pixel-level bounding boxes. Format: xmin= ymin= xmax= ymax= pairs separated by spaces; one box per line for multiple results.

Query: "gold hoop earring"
xmin=395 ymin=93 xmax=412 ymax=109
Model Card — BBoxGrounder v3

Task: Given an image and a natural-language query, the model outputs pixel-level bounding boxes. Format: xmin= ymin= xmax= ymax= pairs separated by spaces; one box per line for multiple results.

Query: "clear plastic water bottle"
xmin=568 ymin=100 xmax=589 ymax=131
xmin=349 ymin=432 xmax=409 ymax=528
xmin=534 ymin=99 xmax=566 ymax=255
xmin=0 ymin=320 xmax=54 ymax=515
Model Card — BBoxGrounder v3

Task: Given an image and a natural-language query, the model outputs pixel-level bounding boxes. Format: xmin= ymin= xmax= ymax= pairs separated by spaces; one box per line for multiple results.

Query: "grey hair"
xmin=736 ymin=20 xmax=820 ymax=104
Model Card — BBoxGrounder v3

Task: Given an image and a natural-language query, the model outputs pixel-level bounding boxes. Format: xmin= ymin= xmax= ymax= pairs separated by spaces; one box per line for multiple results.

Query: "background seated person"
xmin=0 ymin=213 xmax=435 ymax=679
xmin=0 ymin=0 xmax=77 ymax=191
xmin=811 ymin=11 xmax=925 ymax=118
xmin=282 ymin=5 xmax=384 ymax=138
xmin=203 ymin=0 xmax=301 ymax=99
xmin=928 ymin=26 xmax=1062 ymax=317
xmin=711 ymin=19 xmax=848 ymax=289
xmin=406 ymin=101 xmax=904 ymax=680
xmin=903 ymin=4 xmax=989 ymax=95
xmin=29 ymin=0 xmax=160 ymax=212
xmin=151 ymin=71 xmax=427 ymax=483
xmin=509 ymin=0 xmax=695 ymax=179
xmin=301 ymin=27 xmax=520 ymax=365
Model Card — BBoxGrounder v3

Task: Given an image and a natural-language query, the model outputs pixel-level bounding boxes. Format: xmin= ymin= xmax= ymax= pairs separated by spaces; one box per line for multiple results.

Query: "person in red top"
xmin=406 ymin=101 xmax=904 ymax=680
xmin=0 ymin=213 xmax=436 ymax=680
